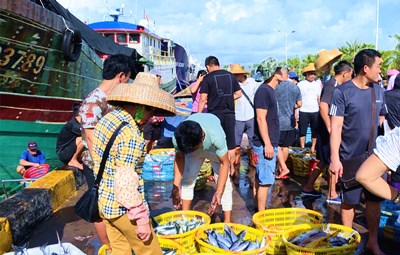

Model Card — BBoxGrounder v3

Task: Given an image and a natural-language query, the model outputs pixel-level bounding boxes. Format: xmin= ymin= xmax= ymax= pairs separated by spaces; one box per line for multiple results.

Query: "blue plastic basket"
xmin=379 ymin=200 xmax=400 ymax=241
xmin=142 ymin=154 xmax=175 ymax=181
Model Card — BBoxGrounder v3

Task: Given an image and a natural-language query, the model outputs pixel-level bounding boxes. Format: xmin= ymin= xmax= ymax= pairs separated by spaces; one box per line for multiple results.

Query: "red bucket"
xmin=23 ymin=164 xmax=49 ymax=179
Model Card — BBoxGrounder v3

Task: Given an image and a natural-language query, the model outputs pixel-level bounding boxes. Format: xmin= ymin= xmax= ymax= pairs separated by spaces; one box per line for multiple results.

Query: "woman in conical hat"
xmin=91 ymin=72 xmax=175 ymax=255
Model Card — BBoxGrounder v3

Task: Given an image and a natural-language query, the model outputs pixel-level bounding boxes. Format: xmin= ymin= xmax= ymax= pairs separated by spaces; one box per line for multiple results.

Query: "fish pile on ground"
xmin=11 ymin=232 xmax=72 ymax=255
xmin=154 ymin=215 xmax=206 ymax=235
xmin=201 ymin=224 xmax=266 ymax=252
xmin=161 ymin=248 xmax=177 ymax=255
xmin=289 ymin=225 xmax=357 ymax=248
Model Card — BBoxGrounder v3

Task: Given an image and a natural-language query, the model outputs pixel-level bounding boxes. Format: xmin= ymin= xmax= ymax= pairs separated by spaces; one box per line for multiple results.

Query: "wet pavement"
xmin=25 ymin=153 xmax=399 ymax=254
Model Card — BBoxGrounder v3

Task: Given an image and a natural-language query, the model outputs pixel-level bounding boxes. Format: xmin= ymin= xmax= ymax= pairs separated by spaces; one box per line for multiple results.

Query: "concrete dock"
xmin=21 ymin=156 xmax=399 ymax=255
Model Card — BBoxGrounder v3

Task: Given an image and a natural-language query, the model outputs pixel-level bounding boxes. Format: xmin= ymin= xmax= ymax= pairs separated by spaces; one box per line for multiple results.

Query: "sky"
xmin=58 ymin=0 xmax=400 ymax=67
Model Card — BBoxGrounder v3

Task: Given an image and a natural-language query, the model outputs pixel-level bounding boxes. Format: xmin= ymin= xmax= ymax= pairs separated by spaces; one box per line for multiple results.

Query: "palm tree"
xmin=339 ymin=40 xmax=375 ymax=64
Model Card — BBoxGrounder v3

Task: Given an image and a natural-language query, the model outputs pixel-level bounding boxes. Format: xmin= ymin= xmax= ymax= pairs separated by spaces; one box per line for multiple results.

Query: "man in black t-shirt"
xmin=302 ymin=61 xmax=353 ymax=201
xmin=198 ymin=56 xmax=242 ymax=177
xmin=252 ymin=67 xmax=281 ymax=212
xmin=330 ymin=49 xmax=387 ymax=255
xmin=56 ymin=102 xmax=84 ymax=169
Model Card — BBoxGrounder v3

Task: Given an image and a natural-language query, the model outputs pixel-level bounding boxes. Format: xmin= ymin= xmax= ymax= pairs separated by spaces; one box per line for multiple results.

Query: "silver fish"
xmin=290 ymin=228 xmax=321 ymax=245
xmin=203 ymin=224 xmax=265 ymax=252
xmin=155 ymin=216 xmax=205 ymax=235
xmin=12 ymin=243 xmax=29 ymax=255
xmin=39 ymin=243 xmax=48 ymax=255
xmin=56 ymin=231 xmax=69 ymax=255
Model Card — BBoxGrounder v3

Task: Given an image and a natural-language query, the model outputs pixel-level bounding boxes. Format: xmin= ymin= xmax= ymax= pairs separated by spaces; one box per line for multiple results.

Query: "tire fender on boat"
xmin=62 ymin=28 xmax=82 ymax=62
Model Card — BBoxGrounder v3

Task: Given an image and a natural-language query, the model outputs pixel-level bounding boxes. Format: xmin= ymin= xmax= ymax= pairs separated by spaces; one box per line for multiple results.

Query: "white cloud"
xmin=57 ymin=0 xmax=400 ymax=66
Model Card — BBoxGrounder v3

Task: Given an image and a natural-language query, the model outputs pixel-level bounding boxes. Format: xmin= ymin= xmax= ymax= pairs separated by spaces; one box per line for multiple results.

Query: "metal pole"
xmin=135 ymin=0 xmax=138 ymax=24
xmin=285 ymin=32 xmax=288 ymax=65
xmin=375 ymin=0 xmax=380 ymax=50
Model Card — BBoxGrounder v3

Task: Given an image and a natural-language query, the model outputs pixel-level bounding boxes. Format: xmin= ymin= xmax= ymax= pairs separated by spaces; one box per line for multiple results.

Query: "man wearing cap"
xmin=198 ymin=56 xmax=242 ymax=177
xmin=330 ymin=49 xmax=387 ymax=255
xmin=252 ymin=67 xmax=282 ymax=212
xmin=16 ymin=141 xmax=46 ymax=176
xmin=275 ymin=68 xmax=302 ymax=179
xmin=230 ymin=64 xmax=260 ymax=175
xmin=297 ymin=63 xmax=321 ymax=154
xmin=172 ymin=113 xmax=233 ymax=222
xmin=144 ymin=69 xmax=165 ymax=153
xmin=79 ymin=54 xmax=133 ymax=246
xmin=288 ymin=71 xmax=299 ymax=84
xmin=92 ymin=72 xmax=175 ymax=255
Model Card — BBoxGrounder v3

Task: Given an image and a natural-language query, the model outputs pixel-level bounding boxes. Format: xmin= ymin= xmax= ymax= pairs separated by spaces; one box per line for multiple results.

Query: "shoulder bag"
xmin=340 ymin=86 xmax=376 ymax=189
xmin=74 ymin=121 xmax=128 ymax=222
xmin=240 ymin=88 xmax=254 ymax=109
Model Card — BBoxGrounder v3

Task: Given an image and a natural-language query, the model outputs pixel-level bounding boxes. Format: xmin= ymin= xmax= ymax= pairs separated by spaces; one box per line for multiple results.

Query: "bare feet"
xmin=278 ymin=168 xmax=290 ymax=178
xmin=68 ymin=159 xmax=83 ymax=170
xmin=366 ymin=242 xmax=385 ymax=255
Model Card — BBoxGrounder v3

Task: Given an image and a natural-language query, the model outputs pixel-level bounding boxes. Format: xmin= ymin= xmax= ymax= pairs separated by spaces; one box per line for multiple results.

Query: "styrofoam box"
xmin=4 ymin=242 xmax=85 ymax=255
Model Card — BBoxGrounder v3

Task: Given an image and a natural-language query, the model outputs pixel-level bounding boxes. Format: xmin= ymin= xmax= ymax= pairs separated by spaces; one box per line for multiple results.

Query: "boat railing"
xmin=149 ymin=53 xmax=175 ymax=65
xmin=1 ymin=178 xmax=37 ymax=199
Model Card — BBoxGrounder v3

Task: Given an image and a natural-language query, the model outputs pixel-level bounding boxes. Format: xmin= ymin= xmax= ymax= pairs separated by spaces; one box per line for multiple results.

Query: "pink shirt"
xmin=190 ymin=81 xmax=207 ymax=113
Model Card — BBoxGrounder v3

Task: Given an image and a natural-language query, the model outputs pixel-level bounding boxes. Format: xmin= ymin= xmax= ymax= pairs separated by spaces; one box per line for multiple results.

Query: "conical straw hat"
xmin=107 ymin=72 xmax=176 ymax=116
xmin=302 ymin=63 xmax=316 ymax=75
xmin=230 ymin=64 xmax=249 ymax=74
xmin=315 ymin=48 xmax=342 ymax=71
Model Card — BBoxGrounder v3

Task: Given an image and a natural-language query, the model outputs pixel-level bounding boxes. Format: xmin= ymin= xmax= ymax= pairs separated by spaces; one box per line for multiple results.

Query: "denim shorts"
xmin=253 ymin=145 xmax=278 ymax=185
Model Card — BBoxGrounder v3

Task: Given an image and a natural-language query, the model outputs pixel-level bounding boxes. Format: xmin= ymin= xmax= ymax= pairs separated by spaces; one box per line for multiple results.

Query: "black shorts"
xmin=144 ymin=122 xmax=163 ymax=140
xmin=213 ymin=113 xmax=236 ymax=150
xmin=279 ymin=129 xmax=296 ymax=147
xmin=56 ymin=142 xmax=77 ymax=164
xmin=316 ymin=131 xmax=330 ymax=165
xmin=341 ymin=184 xmax=384 ymax=205
xmin=83 ymin=163 xmax=95 ymax=190
xmin=298 ymin=111 xmax=319 ymax=137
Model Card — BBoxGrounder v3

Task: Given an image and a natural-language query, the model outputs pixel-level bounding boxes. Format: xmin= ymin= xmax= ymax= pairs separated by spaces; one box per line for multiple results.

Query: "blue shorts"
xmin=253 ymin=145 xmax=278 ymax=185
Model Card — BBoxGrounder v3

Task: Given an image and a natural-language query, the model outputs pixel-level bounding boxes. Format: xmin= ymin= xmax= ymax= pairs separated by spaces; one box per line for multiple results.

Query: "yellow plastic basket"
xmin=158 ymin=238 xmax=186 ymax=255
xmin=290 ymin=153 xmax=318 ymax=177
xmin=154 ymin=210 xmax=211 ymax=254
xmin=98 ymin=243 xmax=111 ymax=255
xmin=195 ymin=223 xmax=268 ymax=255
xmin=281 ymin=223 xmax=361 ymax=255
xmin=252 ymin=208 xmax=323 ymax=255
xmin=150 ymin=148 xmax=175 ymax=156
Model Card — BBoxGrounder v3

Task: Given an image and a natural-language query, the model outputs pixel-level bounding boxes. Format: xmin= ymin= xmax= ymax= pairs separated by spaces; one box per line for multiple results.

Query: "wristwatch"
xmin=394 ymin=189 xmax=400 ymax=204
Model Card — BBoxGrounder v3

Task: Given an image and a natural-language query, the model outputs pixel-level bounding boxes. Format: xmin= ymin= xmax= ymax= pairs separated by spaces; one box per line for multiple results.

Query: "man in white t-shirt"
xmin=230 ymin=64 xmax=260 ymax=174
xmin=297 ymin=63 xmax=322 ymax=153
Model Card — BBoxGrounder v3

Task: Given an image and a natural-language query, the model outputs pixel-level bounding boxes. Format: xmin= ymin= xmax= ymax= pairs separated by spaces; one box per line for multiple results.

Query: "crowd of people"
xmin=15 ymin=50 xmax=400 ymax=255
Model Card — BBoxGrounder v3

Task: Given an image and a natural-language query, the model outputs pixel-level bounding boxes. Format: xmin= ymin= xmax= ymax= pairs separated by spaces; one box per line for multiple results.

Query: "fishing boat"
xmin=0 ymin=0 xmax=142 ymax=198
xmin=88 ymin=8 xmax=178 ymax=93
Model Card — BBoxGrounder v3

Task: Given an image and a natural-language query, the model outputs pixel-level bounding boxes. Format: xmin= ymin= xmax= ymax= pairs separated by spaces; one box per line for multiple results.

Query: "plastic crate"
xmin=252 ymin=208 xmax=323 ymax=255
xmin=379 ymin=200 xmax=400 ymax=241
xmin=281 ymin=224 xmax=361 ymax=255
xmin=290 ymin=153 xmax=318 ymax=177
xmin=143 ymin=153 xmax=175 ymax=181
xmin=195 ymin=223 xmax=268 ymax=255
xmin=158 ymin=238 xmax=186 ymax=255
xmin=154 ymin=210 xmax=211 ymax=254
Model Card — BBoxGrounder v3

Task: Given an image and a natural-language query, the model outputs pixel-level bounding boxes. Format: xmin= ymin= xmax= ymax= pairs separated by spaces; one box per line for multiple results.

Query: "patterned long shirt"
xmin=92 ymin=107 xmax=146 ymax=219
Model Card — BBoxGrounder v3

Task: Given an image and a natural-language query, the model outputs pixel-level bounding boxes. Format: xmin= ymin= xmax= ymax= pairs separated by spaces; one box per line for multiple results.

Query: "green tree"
xmin=339 ymin=40 xmax=375 ymax=63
